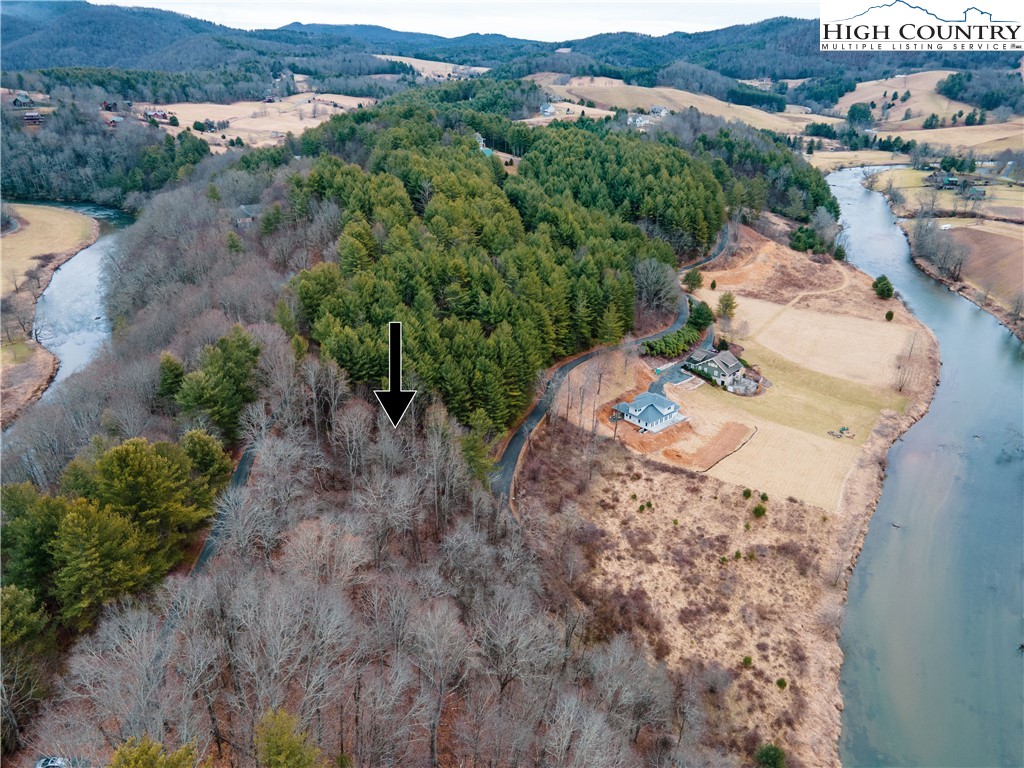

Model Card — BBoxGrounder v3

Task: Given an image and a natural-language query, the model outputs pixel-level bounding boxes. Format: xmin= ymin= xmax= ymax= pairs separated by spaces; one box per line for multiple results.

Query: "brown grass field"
xmin=876 ymin=118 xmax=1024 ymax=153
xmin=834 ymin=70 xmax=974 ymax=124
xmin=526 ymin=73 xmax=843 ymax=134
xmin=141 ymin=92 xmax=376 ymax=149
xmin=373 ymin=54 xmax=489 ymax=78
xmin=873 ymin=167 xmax=1024 ymax=222
xmin=1 ymin=204 xmax=95 ymax=291
xmin=942 ymin=219 xmax=1024 ymax=310
xmin=805 ymin=150 xmax=912 ymax=173
xmin=555 ymin=225 xmax=934 ymax=512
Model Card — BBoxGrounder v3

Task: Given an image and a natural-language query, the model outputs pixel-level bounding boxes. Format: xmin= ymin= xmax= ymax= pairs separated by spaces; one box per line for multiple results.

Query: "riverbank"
xmin=0 ymin=204 xmax=100 ymax=429
xmin=909 ymin=250 xmax=1024 ymax=342
xmin=862 ymin=171 xmax=1024 ymax=341
xmin=518 ymin=221 xmax=940 ymax=766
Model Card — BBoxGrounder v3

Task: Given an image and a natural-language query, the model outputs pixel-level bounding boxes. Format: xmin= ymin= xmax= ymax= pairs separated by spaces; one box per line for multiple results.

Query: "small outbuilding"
xmin=613 ymin=392 xmax=685 ymax=433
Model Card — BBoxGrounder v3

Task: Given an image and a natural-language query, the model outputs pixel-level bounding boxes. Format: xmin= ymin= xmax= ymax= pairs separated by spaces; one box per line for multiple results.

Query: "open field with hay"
xmin=942 ymin=219 xmax=1024 ymax=310
xmin=876 ymin=118 xmax=1024 ymax=153
xmin=2 ymin=204 xmax=96 ymax=290
xmin=141 ymin=92 xmax=375 ymax=150
xmin=373 ymin=54 xmax=489 ymax=78
xmin=527 ymin=73 xmax=843 ymax=134
xmin=805 ymin=150 xmax=911 ymax=173
xmin=835 ymin=70 xmax=973 ymax=123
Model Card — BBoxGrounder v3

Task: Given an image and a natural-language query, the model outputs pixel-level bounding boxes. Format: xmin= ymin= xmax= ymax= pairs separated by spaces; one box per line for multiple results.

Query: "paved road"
xmin=489 ymin=226 xmax=730 ymax=500
xmin=193 ymin=445 xmax=255 ymax=571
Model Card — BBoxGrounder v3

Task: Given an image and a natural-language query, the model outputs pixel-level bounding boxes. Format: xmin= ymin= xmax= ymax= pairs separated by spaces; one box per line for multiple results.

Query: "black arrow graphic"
xmin=374 ymin=321 xmax=416 ymax=428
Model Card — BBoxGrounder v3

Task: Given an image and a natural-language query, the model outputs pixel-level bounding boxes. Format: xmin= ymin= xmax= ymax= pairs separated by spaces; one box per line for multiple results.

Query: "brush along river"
xmin=829 ymin=167 xmax=1023 ymax=767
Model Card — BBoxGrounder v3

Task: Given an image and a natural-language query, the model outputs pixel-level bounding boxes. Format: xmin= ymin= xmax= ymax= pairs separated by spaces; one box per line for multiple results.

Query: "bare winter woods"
xmin=2 ymin=155 xmax=734 ymax=767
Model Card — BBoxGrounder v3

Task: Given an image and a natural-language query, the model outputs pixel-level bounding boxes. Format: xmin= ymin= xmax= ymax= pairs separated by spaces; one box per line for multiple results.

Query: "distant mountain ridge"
xmin=1 ymin=1 xmax=1019 ymax=80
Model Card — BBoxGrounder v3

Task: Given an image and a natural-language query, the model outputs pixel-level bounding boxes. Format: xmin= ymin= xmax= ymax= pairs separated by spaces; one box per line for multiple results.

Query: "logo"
xmin=819 ymin=0 xmax=1022 ymax=50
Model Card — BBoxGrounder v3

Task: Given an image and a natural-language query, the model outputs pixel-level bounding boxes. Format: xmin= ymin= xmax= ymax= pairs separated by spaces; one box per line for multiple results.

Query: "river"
xmin=829 ymin=168 xmax=1024 ymax=767
xmin=32 ymin=203 xmax=132 ymax=392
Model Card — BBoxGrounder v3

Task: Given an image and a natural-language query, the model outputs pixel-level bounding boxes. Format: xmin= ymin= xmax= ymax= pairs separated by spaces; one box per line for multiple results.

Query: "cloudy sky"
xmin=88 ymin=0 xmax=819 ymax=38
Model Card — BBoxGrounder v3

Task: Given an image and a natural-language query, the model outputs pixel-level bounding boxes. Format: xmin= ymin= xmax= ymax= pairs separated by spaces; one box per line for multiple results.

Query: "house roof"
xmin=237 ymin=204 xmax=262 ymax=218
xmin=635 ymin=404 xmax=667 ymax=423
xmin=623 ymin=392 xmax=677 ymax=415
xmin=713 ymin=350 xmax=742 ymax=375
xmin=687 ymin=348 xmax=714 ymax=363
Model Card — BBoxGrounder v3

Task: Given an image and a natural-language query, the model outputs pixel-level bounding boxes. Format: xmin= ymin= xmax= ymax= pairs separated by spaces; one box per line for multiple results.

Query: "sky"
xmin=87 ymin=0 xmax=820 ymax=39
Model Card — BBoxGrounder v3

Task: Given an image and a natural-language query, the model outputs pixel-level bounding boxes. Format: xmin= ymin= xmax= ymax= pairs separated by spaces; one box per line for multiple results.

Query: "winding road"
xmin=489 ymin=226 xmax=731 ymax=500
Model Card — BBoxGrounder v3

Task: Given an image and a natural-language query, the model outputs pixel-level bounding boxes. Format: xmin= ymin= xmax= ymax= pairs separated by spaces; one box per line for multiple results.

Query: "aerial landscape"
xmin=0 ymin=2 xmax=1022 ymax=767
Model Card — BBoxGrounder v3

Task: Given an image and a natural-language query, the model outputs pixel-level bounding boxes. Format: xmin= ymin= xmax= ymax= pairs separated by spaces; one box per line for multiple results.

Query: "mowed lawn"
xmin=1 ymin=204 xmax=95 ymax=289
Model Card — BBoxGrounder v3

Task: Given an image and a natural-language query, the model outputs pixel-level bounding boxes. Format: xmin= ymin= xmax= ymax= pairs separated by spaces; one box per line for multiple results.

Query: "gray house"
xmin=613 ymin=392 xmax=685 ymax=433
xmin=684 ymin=348 xmax=743 ymax=386
xmin=233 ymin=204 xmax=263 ymax=228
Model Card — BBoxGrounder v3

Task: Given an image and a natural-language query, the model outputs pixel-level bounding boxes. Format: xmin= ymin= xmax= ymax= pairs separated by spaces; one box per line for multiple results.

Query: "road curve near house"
xmin=489 ymin=228 xmax=730 ymax=501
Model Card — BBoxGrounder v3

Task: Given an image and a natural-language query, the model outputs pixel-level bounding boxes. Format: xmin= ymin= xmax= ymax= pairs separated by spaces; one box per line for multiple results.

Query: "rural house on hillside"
xmin=684 ymin=348 xmax=743 ymax=387
xmin=233 ymin=204 xmax=263 ymax=228
xmin=613 ymin=392 xmax=685 ymax=433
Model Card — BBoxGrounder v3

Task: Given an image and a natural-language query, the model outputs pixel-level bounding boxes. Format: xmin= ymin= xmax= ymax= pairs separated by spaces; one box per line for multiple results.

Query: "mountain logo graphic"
xmin=830 ymin=0 xmax=1017 ymax=23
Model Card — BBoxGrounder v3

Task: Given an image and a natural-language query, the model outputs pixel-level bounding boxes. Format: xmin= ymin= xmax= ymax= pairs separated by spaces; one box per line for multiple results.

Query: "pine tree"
xmin=49 ymin=499 xmax=149 ymax=630
xmin=176 ymin=325 xmax=260 ymax=442
xmin=157 ymin=352 xmax=185 ymax=401
xmin=110 ymin=736 xmax=196 ymax=768
xmin=716 ymin=292 xmax=737 ymax=320
xmin=91 ymin=438 xmax=208 ymax=576
xmin=255 ymin=710 xmax=326 ymax=768
xmin=596 ymin=304 xmax=624 ymax=344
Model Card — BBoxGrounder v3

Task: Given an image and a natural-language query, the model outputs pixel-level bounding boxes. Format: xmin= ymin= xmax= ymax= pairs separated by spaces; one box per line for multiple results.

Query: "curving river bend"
xmin=829 ymin=168 xmax=1024 ymax=767
xmin=32 ymin=203 xmax=132 ymax=393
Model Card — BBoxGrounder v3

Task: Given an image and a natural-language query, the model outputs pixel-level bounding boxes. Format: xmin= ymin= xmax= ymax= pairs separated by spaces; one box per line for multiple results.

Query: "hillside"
xmin=5 ymin=3 xmax=1021 ymax=83
xmin=529 ymin=74 xmax=842 ymax=134
xmin=835 ymin=71 xmax=977 ymax=124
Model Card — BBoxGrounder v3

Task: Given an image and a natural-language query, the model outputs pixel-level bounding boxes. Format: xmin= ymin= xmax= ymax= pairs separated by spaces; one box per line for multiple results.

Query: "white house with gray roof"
xmin=684 ymin=348 xmax=743 ymax=387
xmin=613 ymin=392 xmax=685 ymax=433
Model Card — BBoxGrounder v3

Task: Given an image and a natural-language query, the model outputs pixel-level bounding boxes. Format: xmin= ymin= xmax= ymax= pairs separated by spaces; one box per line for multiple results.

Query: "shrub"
xmin=760 ymin=492 xmax=768 ymax=501
xmin=744 ymin=522 xmax=751 ymax=531
xmin=776 ymin=678 xmax=787 ymax=690
xmin=646 ymin=500 xmax=653 ymax=509
xmin=743 ymin=488 xmax=752 ymax=499
xmin=755 ymin=743 xmax=787 ymax=768
xmin=885 ymin=310 xmax=894 ymax=321
xmin=833 ymin=244 xmax=846 ymax=260
xmin=752 ymin=504 xmax=766 ymax=518
xmin=192 ymin=120 xmax=207 ymax=132
xmin=743 ymin=655 xmax=753 ymax=668
xmin=734 ymin=550 xmax=742 ymax=560
xmin=872 ymin=274 xmax=894 ymax=299
xmin=720 ymin=556 xmax=728 ymax=564
xmin=710 ymin=279 xmax=717 ymax=290
xmin=168 ymin=115 xmax=179 ymax=127
xmin=673 ymin=518 xmax=679 ymax=526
